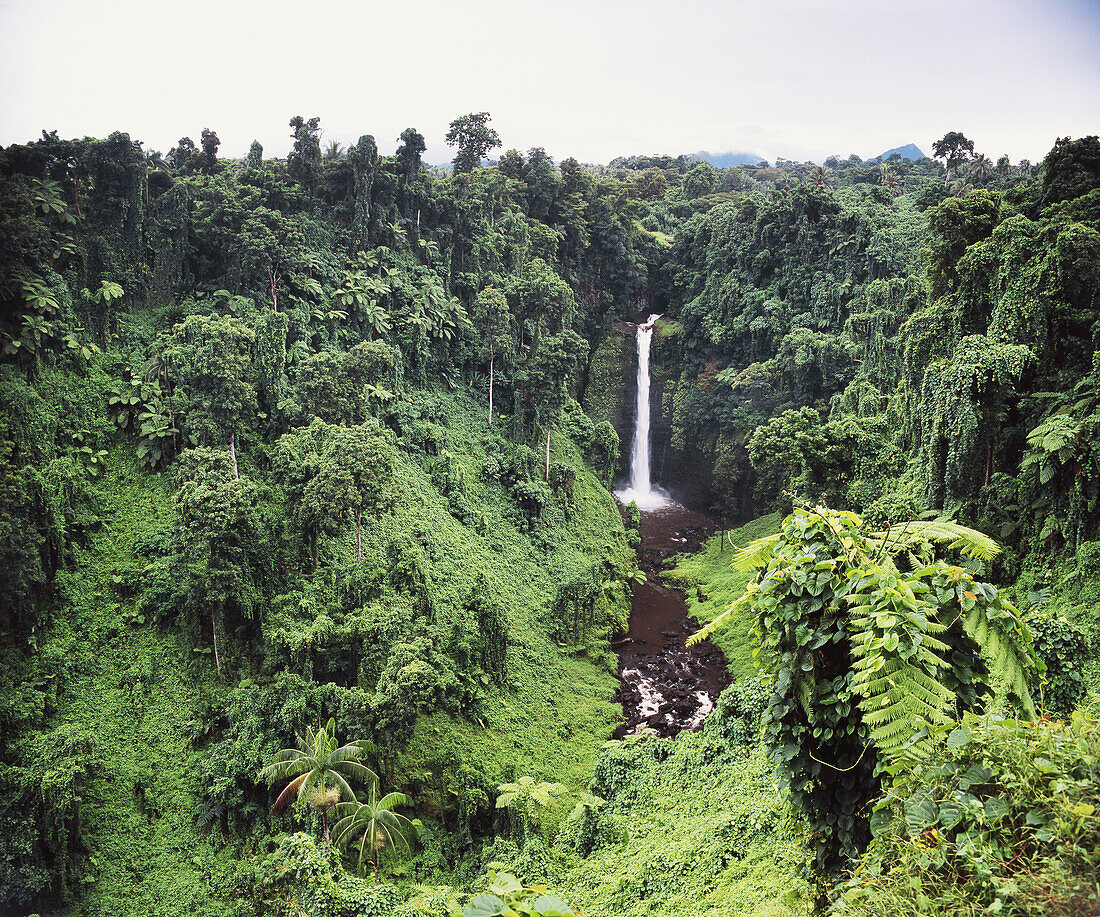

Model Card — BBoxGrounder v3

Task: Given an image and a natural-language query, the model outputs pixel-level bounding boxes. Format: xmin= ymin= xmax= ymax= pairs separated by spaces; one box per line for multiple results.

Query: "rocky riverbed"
xmin=613 ymin=502 xmax=730 ymax=737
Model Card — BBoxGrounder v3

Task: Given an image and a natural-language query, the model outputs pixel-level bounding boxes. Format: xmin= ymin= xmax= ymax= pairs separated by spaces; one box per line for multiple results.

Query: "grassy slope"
xmin=664 ymin=513 xmax=783 ymax=683
xmin=50 ymin=454 xmax=237 ymax=916
xmin=44 ymin=384 xmax=631 ymax=915
xmin=562 ymin=735 xmax=809 ymax=917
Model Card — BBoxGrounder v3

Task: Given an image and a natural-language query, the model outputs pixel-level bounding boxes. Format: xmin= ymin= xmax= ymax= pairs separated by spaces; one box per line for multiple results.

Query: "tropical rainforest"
xmin=1 ymin=115 xmax=1099 ymax=916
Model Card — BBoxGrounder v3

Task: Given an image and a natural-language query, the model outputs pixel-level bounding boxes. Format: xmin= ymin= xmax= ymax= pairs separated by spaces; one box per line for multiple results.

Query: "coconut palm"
xmin=879 ymin=164 xmax=903 ymax=196
xmin=810 ymin=165 xmax=834 ymax=190
xmin=258 ymin=718 xmax=378 ymax=842
xmin=970 ymin=154 xmax=993 ymax=185
xmin=332 ymin=781 xmax=419 ymax=883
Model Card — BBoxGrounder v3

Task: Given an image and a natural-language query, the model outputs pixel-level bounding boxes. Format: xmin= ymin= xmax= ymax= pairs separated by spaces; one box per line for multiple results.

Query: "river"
xmin=613 ymin=501 xmax=730 ymax=737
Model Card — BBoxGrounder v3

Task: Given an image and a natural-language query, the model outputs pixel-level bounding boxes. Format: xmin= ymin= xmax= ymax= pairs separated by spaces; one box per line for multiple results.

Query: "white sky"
xmin=1 ymin=0 xmax=1097 ymax=165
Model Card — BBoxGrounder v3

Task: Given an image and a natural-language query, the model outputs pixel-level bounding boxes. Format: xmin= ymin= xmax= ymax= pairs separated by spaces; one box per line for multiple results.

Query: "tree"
xmin=245 ymin=140 xmax=264 ymax=170
xmin=332 ymin=781 xmax=418 ymax=883
xmin=171 ymin=448 xmax=265 ymax=676
xmin=200 ymin=128 xmax=220 ymax=173
xmin=445 ymin=112 xmax=501 ymax=174
xmin=508 ymin=257 xmax=575 ymax=358
xmin=932 ymin=131 xmax=975 ymax=186
xmin=633 ymin=167 xmax=668 ymax=200
xmin=162 ymin=313 xmax=257 ymax=477
xmin=472 ymin=286 xmax=514 ymax=425
xmin=518 ymin=330 xmax=588 ymax=480
xmin=810 ymin=165 xmax=834 ymax=191
xmin=274 ymin=419 xmax=396 ymax=568
xmin=258 ymin=718 xmax=378 ymax=844
xmin=289 ymin=115 xmax=323 ymax=191
xmin=395 ymin=128 xmax=426 ymax=186
xmin=690 ymin=505 xmax=1039 ymax=897
xmin=969 ymin=153 xmax=992 ymax=185
xmin=682 ymin=162 xmax=718 ymax=199
xmin=1040 ymin=135 xmax=1100 ymax=206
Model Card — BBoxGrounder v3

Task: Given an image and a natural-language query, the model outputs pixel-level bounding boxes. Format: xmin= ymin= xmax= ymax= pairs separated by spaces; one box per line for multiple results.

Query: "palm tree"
xmin=258 ymin=718 xmax=378 ymax=842
xmin=810 ymin=165 xmax=834 ymax=190
xmin=970 ymin=154 xmax=993 ymax=185
xmin=949 ymin=176 xmax=974 ymax=197
xmin=332 ymin=781 xmax=418 ymax=883
xmin=879 ymin=164 xmax=902 ymax=196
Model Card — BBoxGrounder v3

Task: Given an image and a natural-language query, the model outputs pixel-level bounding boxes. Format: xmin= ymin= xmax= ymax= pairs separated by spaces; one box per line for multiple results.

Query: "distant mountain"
xmin=866 ymin=143 xmax=926 ymax=163
xmin=694 ymin=150 xmax=766 ymax=168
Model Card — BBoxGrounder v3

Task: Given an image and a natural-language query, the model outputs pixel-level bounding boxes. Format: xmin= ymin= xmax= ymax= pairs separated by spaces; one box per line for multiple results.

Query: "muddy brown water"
xmin=613 ymin=501 xmax=731 ymax=738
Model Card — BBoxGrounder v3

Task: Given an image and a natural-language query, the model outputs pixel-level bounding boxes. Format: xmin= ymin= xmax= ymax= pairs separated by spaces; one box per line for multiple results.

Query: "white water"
xmin=616 ymin=314 xmax=669 ymax=510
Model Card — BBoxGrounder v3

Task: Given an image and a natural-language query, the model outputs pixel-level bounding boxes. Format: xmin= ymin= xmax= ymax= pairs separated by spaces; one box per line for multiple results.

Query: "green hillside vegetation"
xmin=1 ymin=120 xmax=1098 ymax=916
xmin=665 ymin=513 xmax=783 ymax=682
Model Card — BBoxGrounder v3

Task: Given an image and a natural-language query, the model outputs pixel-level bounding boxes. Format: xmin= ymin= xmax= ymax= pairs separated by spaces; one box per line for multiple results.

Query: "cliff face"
xmin=580 ymin=323 xmax=636 ymax=483
xmin=582 ymin=319 xmax=755 ymax=519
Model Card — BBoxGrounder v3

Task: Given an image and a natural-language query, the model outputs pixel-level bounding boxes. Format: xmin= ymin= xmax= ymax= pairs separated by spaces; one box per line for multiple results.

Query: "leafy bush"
xmin=1026 ymin=611 xmax=1089 ymax=716
xmin=835 ymin=715 xmax=1100 ymax=917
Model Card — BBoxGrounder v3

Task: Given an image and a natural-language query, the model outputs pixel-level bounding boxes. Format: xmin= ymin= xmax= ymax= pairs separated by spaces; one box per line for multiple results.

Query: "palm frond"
xmin=273 ymin=773 xmax=308 ymax=812
xmin=686 ymin=589 xmax=754 ymax=647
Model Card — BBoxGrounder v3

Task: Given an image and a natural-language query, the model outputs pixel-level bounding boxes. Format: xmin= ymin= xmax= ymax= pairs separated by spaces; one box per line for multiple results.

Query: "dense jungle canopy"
xmin=1 ymin=117 xmax=1099 ymax=916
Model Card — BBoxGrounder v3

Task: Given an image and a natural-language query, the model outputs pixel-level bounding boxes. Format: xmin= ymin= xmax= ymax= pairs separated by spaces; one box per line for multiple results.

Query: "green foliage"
xmin=258 ymin=718 xmax=379 ymax=841
xmin=690 ymin=505 xmax=1039 ymax=890
xmin=446 ymin=113 xmax=502 ymax=175
xmin=834 ymin=715 xmax=1100 ymax=917
xmin=1026 ymin=611 xmax=1089 ymax=716
xmin=248 ymin=831 xmax=401 ymax=916
xmin=666 ymin=513 xmax=784 ymax=682
xmin=333 ymin=781 xmax=419 ymax=881
xmin=463 ymin=869 xmax=576 ymax=917
xmin=495 ymin=777 xmax=568 ymax=841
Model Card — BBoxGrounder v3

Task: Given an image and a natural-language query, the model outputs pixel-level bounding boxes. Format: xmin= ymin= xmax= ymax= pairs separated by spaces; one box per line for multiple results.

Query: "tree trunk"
xmin=229 ymin=432 xmax=239 ymax=480
xmin=488 ymin=346 xmax=495 ymax=426
xmin=322 ymin=806 xmax=330 ymax=844
xmin=270 ymin=267 xmax=279 ymax=311
xmin=356 ymin=509 xmax=362 ymax=564
xmin=545 ymin=426 xmax=551 ymax=482
xmin=211 ymin=607 xmax=222 ymax=678
xmin=984 ymin=439 xmax=992 ymax=488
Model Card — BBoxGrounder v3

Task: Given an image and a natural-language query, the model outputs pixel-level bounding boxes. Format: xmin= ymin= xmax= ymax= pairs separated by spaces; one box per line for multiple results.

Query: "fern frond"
xmin=731 ymin=534 xmax=781 ymax=572
xmin=962 ymin=605 xmax=1038 ymax=719
xmin=875 ymin=520 xmax=1001 ymax=562
xmin=686 ymin=590 xmax=754 ymax=647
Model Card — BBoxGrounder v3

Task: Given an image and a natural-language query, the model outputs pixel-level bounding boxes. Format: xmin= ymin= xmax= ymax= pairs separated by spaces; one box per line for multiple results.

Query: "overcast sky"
xmin=1 ymin=0 xmax=1097 ymax=165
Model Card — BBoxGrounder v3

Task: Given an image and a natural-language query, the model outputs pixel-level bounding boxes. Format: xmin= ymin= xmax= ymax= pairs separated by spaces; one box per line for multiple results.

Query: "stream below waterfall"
xmin=611 ymin=313 xmax=729 ymax=736
xmin=613 ymin=502 xmax=730 ymax=738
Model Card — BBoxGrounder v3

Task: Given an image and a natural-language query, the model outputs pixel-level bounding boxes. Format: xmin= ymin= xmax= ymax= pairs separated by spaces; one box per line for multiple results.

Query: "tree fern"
xmin=687 ymin=505 xmax=1041 ymax=884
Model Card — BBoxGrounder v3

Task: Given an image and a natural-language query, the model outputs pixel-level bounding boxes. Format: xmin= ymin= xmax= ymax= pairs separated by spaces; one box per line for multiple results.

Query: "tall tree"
xmin=274 ymin=419 xmax=396 ymax=568
xmin=395 ymin=127 xmax=426 ymax=186
xmin=162 ymin=314 xmax=257 ymax=477
xmin=288 ymin=115 xmax=323 ymax=191
xmin=472 ymin=286 xmax=514 ymax=425
xmin=170 ymin=448 xmax=265 ymax=676
xmin=932 ymin=131 xmax=975 ymax=186
xmin=445 ymin=111 xmax=501 ymax=174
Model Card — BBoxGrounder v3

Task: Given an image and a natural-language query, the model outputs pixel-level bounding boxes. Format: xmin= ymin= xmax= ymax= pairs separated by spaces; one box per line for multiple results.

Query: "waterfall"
xmin=616 ymin=314 xmax=668 ymax=510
